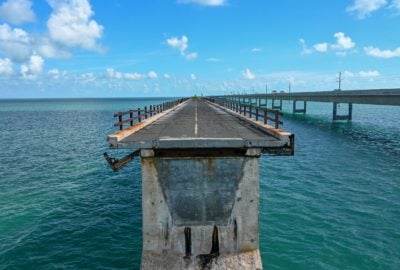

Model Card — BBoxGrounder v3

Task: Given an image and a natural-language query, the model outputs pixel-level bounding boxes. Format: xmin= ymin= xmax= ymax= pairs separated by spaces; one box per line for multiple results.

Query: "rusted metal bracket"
xmin=103 ymin=150 xmax=140 ymax=171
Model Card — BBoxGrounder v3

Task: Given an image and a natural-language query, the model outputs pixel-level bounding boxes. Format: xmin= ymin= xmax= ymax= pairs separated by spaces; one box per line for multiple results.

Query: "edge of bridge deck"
xmin=107 ymin=98 xmax=294 ymax=154
xmin=205 ymin=99 xmax=292 ymax=143
xmin=108 ymin=99 xmax=191 ymax=148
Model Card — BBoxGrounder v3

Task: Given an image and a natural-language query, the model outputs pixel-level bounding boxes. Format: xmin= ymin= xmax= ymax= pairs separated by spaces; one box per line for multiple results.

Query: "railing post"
xmin=264 ymin=110 xmax=267 ymax=125
xmin=333 ymin=102 xmax=338 ymax=120
xmin=118 ymin=114 xmax=123 ymax=130
xmin=130 ymin=111 xmax=133 ymax=126
xmin=274 ymin=111 xmax=279 ymax=129
xmin=150 ymin=105 xmax=153 ymax=117
xmin=244 ymin=105 xmax=247 ymax=116
xmin=145 ymin=106 xmax=148 ymax=119
xmin=349 ymin=103 xmax=353 ymax=120
xmin=249 ymin=104 xmax=252 ymax=118
xmin=138 ymin=108 xmax=141 ymax=123
xmin=255 ymin=108 xmax=259 ymax=121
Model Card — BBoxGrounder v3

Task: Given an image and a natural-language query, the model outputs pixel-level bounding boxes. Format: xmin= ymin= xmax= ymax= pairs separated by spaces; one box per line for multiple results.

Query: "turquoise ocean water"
xmin=0 ymin=98 xmax=399 ymax=269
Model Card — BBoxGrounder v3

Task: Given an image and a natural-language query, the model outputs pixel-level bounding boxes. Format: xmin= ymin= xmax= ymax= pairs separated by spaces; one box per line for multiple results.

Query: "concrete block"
xmin=140 ymin=153 xmax=262 ymax=269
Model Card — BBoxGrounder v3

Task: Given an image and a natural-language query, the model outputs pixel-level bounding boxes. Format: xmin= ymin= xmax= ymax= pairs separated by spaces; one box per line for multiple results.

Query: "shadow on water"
xmin=282 ymin=111 xmax=400 ymax=157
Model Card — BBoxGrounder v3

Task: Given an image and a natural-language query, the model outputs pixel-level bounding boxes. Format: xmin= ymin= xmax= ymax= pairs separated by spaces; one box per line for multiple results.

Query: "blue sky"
xmin=0 ymin=0 xmax=400 ymax=98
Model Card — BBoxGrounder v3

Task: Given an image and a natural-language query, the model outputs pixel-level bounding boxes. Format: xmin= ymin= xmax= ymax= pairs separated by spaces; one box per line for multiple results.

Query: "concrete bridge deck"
xmin=108 ymin=98 xmax=293 ymax=154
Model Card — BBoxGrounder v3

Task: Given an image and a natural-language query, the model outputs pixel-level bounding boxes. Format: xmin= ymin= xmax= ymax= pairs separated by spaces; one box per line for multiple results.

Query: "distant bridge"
xmin=212 ymin=88 xmax=400 ymax=121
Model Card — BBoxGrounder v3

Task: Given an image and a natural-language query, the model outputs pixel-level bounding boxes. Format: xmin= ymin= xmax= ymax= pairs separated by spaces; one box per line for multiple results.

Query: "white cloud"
xmin=206 ymin=57 xmax=220 ymax=62
xmin=313 ymin=42 xmax=328 ymax=52
xmin=177 ymin=0 xmax=226 ymax=6
xmin=81 ymin=72 xmax=95 ymax=82
xmin=0 ymin=58 xmax=13 ymax=76
xmin=0 ymin=0 xmax=36 ymax=25
xmin=166 ymin=35 xmax=198 ymax=61
xmin=0 ymin=23 xmax=32 ymax=62
xmin=186 ymin=52 xmax=198 ymax=60
xmin=251 ymin=48 xmax=262 ymax=52
xmin=164 ymin=73 xmax=171 ymax=79
xmin=125 ymin=72 xmax=146 ymax=80
xmin=364 ymin=46 xmax=400 ymax=58
xmin=166 ymin=35 xmax=188 ymax=54
xmin=148 ymin=71 xmax=158 ymax=79
xmin=35 ymin=37 xmax=71 ymax=59
xmin=20 ymin=54 xmax=44 ymax=78
xmin=0 ymin=1 xmax=104 ymax=63
xmin=299 ymin=38 xmax=312 ymax=55
xmin=48 ymin=68 xmax=60 ymax=79
xmin=359 ymin=70 xmax=380 ymax=77
xmin=347 ymin=0 xmax=387 ymax=18
xmin=191 ymin=73 xmax=197 ymax=80
xmin=242 ymin=68 xmax=255 ymax=80
xmin=306 ymin=32 xmax=355 ymax=55
xmin=106 ymin=68 xmax=122 ymax=79
xmin=392 ymin=0 xmax=400 ymax=9
xmin=344 ymin=69 xmax=381 ymax=78
xmin=106 ymin=68 xmax=148 ymax=80
xmin=331 ymin=32 xmax=355 ymax=50
xmin=47 ymin=0 xmax=104 ymax=50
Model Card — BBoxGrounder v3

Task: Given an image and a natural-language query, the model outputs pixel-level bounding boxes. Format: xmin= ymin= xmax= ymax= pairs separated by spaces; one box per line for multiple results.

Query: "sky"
xmin=0 ymin=0 xmax=400 ymax=98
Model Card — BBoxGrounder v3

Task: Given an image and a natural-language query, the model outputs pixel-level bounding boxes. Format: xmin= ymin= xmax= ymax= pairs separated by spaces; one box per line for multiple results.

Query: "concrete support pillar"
xmin=140 ymin=148 xmax=263 ymax=270
xmin=272 ymin=99 xmax=282 ymax=110
xmin=259 ymin=97 xmax=267 ymax=108
xmin=333 ymin=102 xmax=353 ymax=121
xmin=293 ymin=100 xmax=307 ymax=114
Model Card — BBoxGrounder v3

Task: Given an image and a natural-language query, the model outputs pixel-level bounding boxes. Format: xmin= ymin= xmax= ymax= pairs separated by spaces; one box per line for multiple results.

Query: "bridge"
xmin=214 ymin=88 xmax=400 ymax=120
xmin=105 ymin=98 xmax=294 ymax=269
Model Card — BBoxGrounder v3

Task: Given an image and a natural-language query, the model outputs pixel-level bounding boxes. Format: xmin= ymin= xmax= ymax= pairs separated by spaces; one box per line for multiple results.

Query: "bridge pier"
xmin=140 ymin=148 xmax=263 ymax=270
xmin=332 ymin=102 xmax=353 ymax=121
xmin=107 ymin=98 xmax=294 ymax=269
xmin=272 ymin=99 xmax=282 ymax=110
xmin=293 ymin=100 xmax=307 ymax=114
xmin=259 ymin=98 xmax=267 ymax=108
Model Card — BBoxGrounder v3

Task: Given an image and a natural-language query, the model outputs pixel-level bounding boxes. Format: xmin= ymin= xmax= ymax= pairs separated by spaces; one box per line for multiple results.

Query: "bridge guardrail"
xmin=207 ymin=98 xmax=283 ymax=129
xmin=113 ymin=98 xmax=187 ymax=131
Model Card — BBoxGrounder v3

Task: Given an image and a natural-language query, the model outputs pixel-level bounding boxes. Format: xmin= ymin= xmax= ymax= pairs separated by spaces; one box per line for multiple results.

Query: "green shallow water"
xmin=0 ymin=99 xmax=399 ymax=269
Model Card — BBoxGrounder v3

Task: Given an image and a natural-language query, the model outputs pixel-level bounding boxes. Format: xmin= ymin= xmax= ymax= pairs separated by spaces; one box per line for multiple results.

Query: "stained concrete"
xmin=140 ymin=150 xmax=262 ymax=269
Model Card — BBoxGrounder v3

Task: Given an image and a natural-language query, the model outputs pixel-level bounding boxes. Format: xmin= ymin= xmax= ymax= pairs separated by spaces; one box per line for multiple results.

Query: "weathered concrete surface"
xmin=109 ymin=99 xmax=292 ymax=151
xmin=140 ymin=150 xmax=262 ymax=269
xmin=141 ymin=250 xmax=262 ymax=270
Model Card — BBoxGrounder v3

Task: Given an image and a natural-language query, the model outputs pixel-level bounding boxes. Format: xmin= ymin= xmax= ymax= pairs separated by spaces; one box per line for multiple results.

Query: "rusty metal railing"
xmin=113 ymin=98 xmax=187 ymax=131
xmin=208 ymin=98 xmax=283 ymax=129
